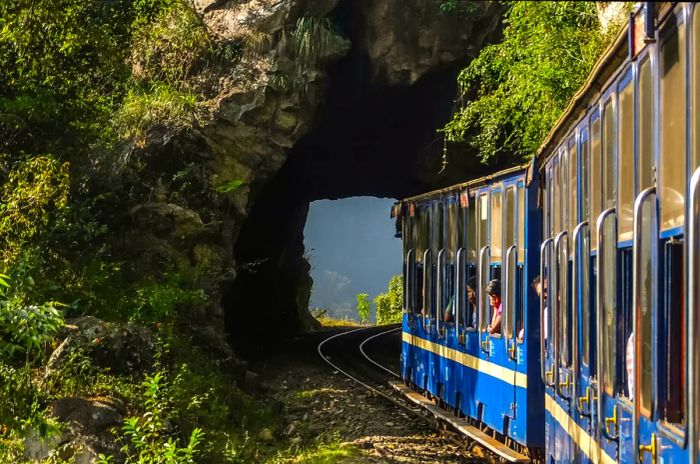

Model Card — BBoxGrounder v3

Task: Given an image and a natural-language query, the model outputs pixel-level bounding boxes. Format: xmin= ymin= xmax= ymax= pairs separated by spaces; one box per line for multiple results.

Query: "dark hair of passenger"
xmin=485 ymin=279 xmax=501 ymax=297
xmin=467 ymin=276 xmax=477 ymax=289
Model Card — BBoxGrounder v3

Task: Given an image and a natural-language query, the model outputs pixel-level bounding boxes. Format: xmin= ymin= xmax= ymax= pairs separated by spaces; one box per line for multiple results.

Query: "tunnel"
xmin=224 ymin=1 xmax=506 ymax=355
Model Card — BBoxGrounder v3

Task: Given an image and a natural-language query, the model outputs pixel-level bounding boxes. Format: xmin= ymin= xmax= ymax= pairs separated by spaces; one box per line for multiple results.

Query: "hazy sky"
xmin=304 ymin=197 xmax=402 ymax=321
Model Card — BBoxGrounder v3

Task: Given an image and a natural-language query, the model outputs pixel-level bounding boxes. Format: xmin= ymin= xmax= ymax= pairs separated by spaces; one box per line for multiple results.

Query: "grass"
xmin=314 ymin=316 xmax=363 ymax=328
xmin=269 ymin=439 xmax=360 ymax=464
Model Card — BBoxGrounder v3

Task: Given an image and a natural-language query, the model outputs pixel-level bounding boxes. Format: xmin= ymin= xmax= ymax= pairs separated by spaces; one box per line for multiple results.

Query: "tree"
xmin=444 ymin=1 xmax=627 ymax=163
xmin=375 ymin=275 xmax=403 ymax=325
xmin=356 ymin=293 xmax=371 ymax=324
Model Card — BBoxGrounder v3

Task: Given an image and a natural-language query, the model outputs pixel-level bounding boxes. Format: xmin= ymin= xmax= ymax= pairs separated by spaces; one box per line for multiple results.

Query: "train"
xmin=392 ymin=3 xmax=700 ymax=463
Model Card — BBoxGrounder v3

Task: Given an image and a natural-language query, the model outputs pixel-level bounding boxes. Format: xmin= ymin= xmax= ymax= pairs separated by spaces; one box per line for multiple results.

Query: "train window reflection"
xmin=467 ymin=195 xmax=477 ymax=262
xmin=580 ymin=130 xmax=590 ymax=222
xmin=581 ymin=227 xmax=591 ymax=367
xmin=618 ymin=79 xmax=634 ymax=242
xmin=660 ymin=18 xmax=687 ymax=233
xmin=505 ymin=187 xmax=515 ymax=248
xmin=639 ymin=197 xmax=656 ymax=417
xmin=638 ymin=57 xmax=653 ymax=191
xmin=518 ymin=186 xmax=525 ymax=261
xmin=591 ymin=117 xmax=602 ymax=251
xmin=491 ymin=189 xmax=503 ymax=263
xmin=603 ymin=99 xmax=615 ymax=210
xmin=602 ymin=215 xmax=617 ymax=396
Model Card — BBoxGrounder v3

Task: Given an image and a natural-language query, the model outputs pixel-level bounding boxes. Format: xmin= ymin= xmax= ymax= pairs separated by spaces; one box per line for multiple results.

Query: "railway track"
xmin=317 ymin=325 xmax=531 ymax=463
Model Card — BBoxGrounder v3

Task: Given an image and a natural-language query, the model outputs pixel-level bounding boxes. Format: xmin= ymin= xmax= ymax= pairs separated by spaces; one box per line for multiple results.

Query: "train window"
xmin=581 ymin=225 xmax=591 ymax=367
xmin=505 ymin=187 xmax=515 ymax=247
xmin=638 ymin=57 xmax=654 ymax=191
xmin=478 ymin=193 xmax=488 ymax=257
xmin=490 ymin=189 xmax=503 ymax=263
xmin=467 ymin=195 xmax=477 ymax=262
xmin=638 ymin=196 xmax=657 ymax=417
xmin=550 ymin=161 xmax=561 ymax=237
xmin=618 ymin=78 xmax=634 ymax=242
xmin=562 ymin=149 xmax=569 ymax=234
xmin=602 ymin=98 xmax=616 ymax=210
xmin=544 ymin=166 xmax=551 ymax=238
xmin=601 ymin=214 xmax=617 ymax=396
xmin=662 ymin=241 xmax=685 ymax=424
xmin=447 ymin=198 xmax=459 ymax=252
xmin=659 ymin=18 xmax=687 ymax=233
xmin=559 ymin=232 xmax=570 ymax=367
xmin=591 ymin=116 xmax=602 ymax=251
xmin=518 ymin=185 xmax=525 ymax=261
xmin=569 ymin=136 xmax=578 ymax=251
xmin=580 ymin=129 xmax=590 ymax=222
xmin=695 ymin=7 xmax=700 ymax=171
xmin=434 ymin=202 xmax=443 ymax=252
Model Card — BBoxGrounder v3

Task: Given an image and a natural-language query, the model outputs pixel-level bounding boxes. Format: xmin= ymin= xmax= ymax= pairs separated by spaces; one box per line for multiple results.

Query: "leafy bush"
xmin=99 ymin=371 xmax=205 ymax=464
xmin=374 ymin=275 xmax=403 ymax=325
xmin=444 ymin=1 xmax=625 ymax=162
xmin=0 ymin=156 xmax=70 ymax=265
xmin=355 ymin=293 xmax=371 ymax=324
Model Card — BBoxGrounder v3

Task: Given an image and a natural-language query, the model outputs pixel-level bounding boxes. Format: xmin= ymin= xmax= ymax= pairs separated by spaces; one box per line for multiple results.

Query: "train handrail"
xmin=596 ymin=207 xmax=619 ymax=442
xmin=422 ymin=249 xmax=433 ymax=330
xmin=553 ymin=230 xmax=570 ymax=400
xmin=632 ymin=186 xmax=656 ymax=464
xmin=455 ymin=248 xmax=466 ymax=341
xmin=478 ymin=245 xmax=490 ymax=354
xmin=571 ymin=221 xmax=590 ymax=416
xmin=539 ymin=237 xmax=554 ymax=387
xmin=688 ymin=167 xmax=700 ymax=464
xmin=436 ymin=249 xmax=446 ymax=337
xmin=504 ymin=245 xmax=517 ymax=355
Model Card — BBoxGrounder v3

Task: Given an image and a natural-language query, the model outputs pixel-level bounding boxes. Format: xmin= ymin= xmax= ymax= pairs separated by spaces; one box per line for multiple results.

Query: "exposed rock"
xmin=46 ymin=317 xmax=155 ymax=378
xmin=50 ymin=397 xmax=125 ymax=436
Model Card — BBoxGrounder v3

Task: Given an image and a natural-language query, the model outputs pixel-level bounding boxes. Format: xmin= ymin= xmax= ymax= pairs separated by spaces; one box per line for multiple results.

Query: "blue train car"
xmin=537 ymin=3 xmax=698 ymax=463
xmin=396 ymin=165 xmax=545 ymax=458
xmin=395 ymin=3 xmax=700 ymax=463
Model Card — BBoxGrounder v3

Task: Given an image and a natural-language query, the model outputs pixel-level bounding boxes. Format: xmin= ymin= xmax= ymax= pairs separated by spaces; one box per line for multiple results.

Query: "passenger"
xmin=486 ymin=279 xmax=502 ymax=335
xmin=443 ymin=276 xmax=478 ymax=325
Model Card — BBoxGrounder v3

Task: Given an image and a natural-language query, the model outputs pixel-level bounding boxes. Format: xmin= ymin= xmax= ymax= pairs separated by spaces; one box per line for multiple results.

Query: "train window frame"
xmin=505 ymin=186 xmax=516 ymax=249
xmin=569 ymin=134 xmax=578 ymax=254
xmin=637 ymin=194 xmax=657 ymax=419
xmin=617 ymin=68 xmax=635 ymax=244
xmin=637 ymin=54 xmax=655 ymax=191
xmin=658 ymin=11 xmax=687 ymax=237
xmin=590 ymin=112 xmax=602 ymax=251
xmin=602 ymin=96 xmax=617 ymax=211
xmin=477 ymin=190 xmax=490 ymax=332
xmin=490 ymin=186 xmax=503 ymax=264
xmin=601 ymin=213 xmax=618 ymax=397
xmin=517 ymin=184 xmax=525 ymax=262
xmin=694 ymin=5 xmax=700 ymax=171
xmin=580 ymin=127 xmax=590 ymax=222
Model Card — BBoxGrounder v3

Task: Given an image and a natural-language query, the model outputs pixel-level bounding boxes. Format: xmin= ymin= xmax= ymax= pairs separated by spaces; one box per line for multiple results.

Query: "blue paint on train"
xmin=394 ymin=4 xmax=700 ymax=462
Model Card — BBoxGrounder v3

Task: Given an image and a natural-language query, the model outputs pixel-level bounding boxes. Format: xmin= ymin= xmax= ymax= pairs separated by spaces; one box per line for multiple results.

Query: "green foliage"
xmin=0 ymin=156 xmax=70 ymax=264
xmin=98 ymin=371 xmax=205 ymax=464
xmin=130 ymin=0 xmax=211 ymax=85
xmin=214 ymin=179 xmax=246 ymax=194
xmin=355 ymin=293 xmax=371 ymax=324
xmin=127 ymin=273 xmax=206 ymax=323
xmin=374 ymin=275 xmax=403 ymax=325
xmin=444 ymin=1 xmax=625 ymax=162
xmin=271 ymin=17 xmax=346 ymax=93
xmin=114 ymin=83 xmax=201 ymax=140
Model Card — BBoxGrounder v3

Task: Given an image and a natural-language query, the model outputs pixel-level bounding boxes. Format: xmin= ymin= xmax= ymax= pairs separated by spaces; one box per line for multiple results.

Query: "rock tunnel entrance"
xmin=224 ymin=1 xmax=503 ymax=355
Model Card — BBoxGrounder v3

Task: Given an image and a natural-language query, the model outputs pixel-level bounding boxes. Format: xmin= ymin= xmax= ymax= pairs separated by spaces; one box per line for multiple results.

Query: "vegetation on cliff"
xmin=444 ymin=1 xmax=628 ymax=162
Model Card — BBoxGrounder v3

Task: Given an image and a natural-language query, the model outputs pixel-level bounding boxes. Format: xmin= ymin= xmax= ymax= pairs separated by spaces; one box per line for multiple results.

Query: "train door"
xmin=572 ymin=125 xmax=596 ymax=462
xmin=634 ymin=9 xmax=689 ymax=463
xmin=476 ymin=186 xmax=501 ymax=429
xmin=596 ymin=87 xmax=622 ymax=464
xmin=401 ymin=201 xmax=416 ymax=380
xmin=690 ymin=167 xmax=700 ymax=464
xmin=457 ymin=189 xmax=480 ymax=418
xmin=502 ymin=182 xmax=519 ymax=431
xmin=541 ymin=162 xmax=556 ymax=463
xmin=438 ymin=194 xmax=459 ymax=409
xmin=426 ymin=199 xmax=442 ymax=397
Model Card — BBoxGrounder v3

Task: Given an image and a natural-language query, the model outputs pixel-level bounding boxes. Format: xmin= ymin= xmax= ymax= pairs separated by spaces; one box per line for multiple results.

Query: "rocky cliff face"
xmin=118 ymin=0 xmax=502 ymax=353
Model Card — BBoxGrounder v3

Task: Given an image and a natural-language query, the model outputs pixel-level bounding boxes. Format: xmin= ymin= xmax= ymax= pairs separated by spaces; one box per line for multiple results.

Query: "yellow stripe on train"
xmin=402 ymin=331 xmax=528 ymax=388
xmin=544 ymin=394 xmax=616 ymax=464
